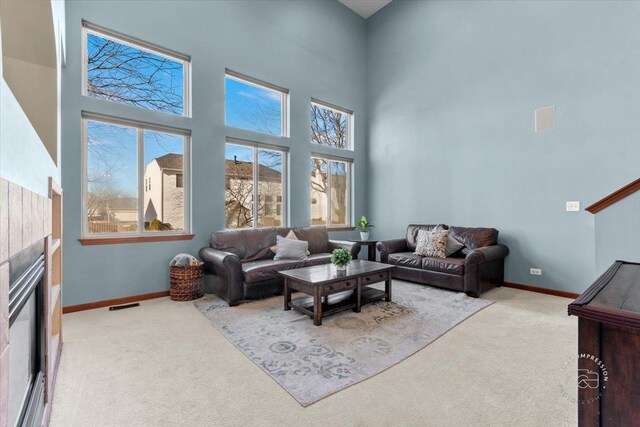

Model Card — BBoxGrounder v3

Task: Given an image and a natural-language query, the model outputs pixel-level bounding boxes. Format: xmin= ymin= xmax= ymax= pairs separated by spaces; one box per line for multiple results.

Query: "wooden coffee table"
xmin=279 ymin=260 xmax=395 ymax=326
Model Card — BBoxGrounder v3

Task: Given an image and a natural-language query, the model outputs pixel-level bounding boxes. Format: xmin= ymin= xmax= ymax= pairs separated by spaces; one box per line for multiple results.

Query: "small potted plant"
xmin=357 ymin=215 xmax=375 ymax=241
xmin=331 ymin=248 xmax=352 ymax=272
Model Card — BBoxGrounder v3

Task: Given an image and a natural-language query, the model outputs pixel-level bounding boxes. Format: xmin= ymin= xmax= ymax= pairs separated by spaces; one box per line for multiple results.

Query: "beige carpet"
xmin=50 ymin=283 xmax=578 ymax=426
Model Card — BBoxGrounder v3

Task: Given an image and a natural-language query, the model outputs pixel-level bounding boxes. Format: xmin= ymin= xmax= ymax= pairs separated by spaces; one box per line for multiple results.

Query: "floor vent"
xmin=109 ymin=303 xmax=140 ymax=311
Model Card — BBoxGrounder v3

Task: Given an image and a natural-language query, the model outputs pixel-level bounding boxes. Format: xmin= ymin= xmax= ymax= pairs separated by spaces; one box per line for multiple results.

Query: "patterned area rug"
xmin=194 ymin=281 xmax=493 ymax=406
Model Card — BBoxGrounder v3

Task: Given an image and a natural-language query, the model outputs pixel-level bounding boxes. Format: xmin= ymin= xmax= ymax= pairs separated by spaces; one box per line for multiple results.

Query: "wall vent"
xmin=535 ymin=105 xmax=556 ymax=133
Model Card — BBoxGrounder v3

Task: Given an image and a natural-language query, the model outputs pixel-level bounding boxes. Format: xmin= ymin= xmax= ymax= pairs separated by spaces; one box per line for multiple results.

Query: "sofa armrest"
xmin=199 ymin=247 xmax=244 ymax=305
xmin=199 ymin=247 xmax=242 ymax=270
xmin=463 ymin=244 xmax=509 ymax=297
xmin=465 ymin=244 xmax=510 ymax=266
xmin=328 ymin=240 xmax=362 ymax=260
xmin=376 ymin=239 xmax=408 ymax=263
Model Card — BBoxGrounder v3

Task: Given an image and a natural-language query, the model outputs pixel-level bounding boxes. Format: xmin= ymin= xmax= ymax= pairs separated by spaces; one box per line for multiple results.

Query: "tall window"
xmin=81 ymin=24 xmax=192 ymax=242
xmin=310 ymin=156 xmax=351 ymax=227
xmin=310 ymin=99 xmax=353 ymax=150
xmin=225 ymin=70 xmax=288 ymax=137
xmin=84 ymin=116 xmax=189 ymax=235
xmin=83 ymin=22 xmax=190 ymax=116
xmin=225 ymin=141 xmax=287 ymax=228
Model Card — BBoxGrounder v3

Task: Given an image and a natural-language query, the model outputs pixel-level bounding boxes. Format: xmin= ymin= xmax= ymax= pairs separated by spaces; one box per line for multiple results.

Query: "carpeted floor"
xmin=50 ymin=283 xmax=578 ymax=426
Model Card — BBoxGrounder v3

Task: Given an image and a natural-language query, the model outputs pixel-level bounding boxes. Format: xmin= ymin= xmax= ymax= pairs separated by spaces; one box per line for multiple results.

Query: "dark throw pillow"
xmin=445 ymin=234 xmax=465 ymax=256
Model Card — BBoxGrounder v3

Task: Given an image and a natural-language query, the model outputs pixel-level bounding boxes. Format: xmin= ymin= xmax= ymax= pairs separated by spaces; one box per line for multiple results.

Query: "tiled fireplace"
xmin=1 ymin=178 xmax=55 ymax=427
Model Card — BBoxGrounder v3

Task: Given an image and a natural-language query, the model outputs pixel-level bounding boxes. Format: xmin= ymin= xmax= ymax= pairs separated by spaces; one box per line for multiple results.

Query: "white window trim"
xmin=310 ymin=154 xmax=353 ymax=228
xmin=82 ymin=21 xmax=191 ymax=118
xmin=225 ymin=70 xmax=290 ymax=138
xmin=81 ymin=113 xmax=191 ymax=238
xmin=225 ymin=137 xmax=289 ymax=229
xmin=310 ymin=98 xmax=354 ymax=151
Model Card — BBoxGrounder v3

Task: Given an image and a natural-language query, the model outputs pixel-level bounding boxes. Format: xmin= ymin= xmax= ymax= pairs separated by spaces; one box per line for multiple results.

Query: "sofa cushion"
xmin=388 ymin=252 xmax=424 ymax=269
xmin=449 ymin=227 xmax=498 ymax=250
xmin=211 ymin=227 xmax=278 ymax=262
xmin=292 ymin=226 xmax=329 ymax=254
xmin=406 ymin=224 xmax=448 ymax=251
xmin=305 ymin=253 xmax=332 ymax=267
xmin=422 ymin=256 xmax=465 ymax=276
xmin=242 ymin=259 xmax=305 ymax=283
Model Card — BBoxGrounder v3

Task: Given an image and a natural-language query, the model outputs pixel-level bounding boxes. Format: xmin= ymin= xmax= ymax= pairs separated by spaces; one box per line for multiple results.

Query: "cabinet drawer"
xmin=323 ymin=279 xmax=356 ymax=295
xmin=361 ymin=271 xmax=389 ymax=286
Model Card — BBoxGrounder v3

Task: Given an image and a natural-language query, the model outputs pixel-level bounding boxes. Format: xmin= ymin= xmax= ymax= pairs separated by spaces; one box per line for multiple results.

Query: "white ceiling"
xmin=338 ymin=0 xmax=392 ymax=19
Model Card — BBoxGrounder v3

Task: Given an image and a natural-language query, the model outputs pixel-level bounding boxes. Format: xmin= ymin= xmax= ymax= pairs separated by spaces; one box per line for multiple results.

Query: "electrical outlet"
xmin=566 ymin=201 xmax=580 ymax=212
xmin=530 ymin=268 xmax=542 ymax=276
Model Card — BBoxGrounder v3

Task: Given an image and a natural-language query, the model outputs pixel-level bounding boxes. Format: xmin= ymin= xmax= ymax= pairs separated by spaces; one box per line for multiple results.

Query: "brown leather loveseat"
xmin=199 ymin=226 xmax=361 ymax=306
xmin=376 ymin=224 xmax=509 ymax=297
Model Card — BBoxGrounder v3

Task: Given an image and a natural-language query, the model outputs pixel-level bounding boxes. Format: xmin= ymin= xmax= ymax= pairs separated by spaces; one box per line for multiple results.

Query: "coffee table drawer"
xmin=323 ymin=279 xmax=357 ymax=295
xmin=361 ymin=271 xmax=389 ymax=286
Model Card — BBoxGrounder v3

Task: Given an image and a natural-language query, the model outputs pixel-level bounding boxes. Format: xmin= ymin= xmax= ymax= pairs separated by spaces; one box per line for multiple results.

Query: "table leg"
xmin=313 ymin=286 xmax=322 ymax=326
xmin=385 ymin=275 xmax=392 ymax=302
xmin=284 ymin=278 xmax=291 ymax=311
xmin=368 ymin=244 xmax=376 ymax=262
xmin=355 ymin=281 xmax=362 ymax=313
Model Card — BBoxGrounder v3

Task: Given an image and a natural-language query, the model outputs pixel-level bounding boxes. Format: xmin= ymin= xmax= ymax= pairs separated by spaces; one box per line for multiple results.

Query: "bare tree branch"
xmin=87 ymin=35 xmax=183 ymax=114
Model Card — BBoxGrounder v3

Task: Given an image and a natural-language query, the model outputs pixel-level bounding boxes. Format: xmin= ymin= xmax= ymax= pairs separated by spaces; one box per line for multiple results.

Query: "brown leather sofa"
xmin=199 ymin=226 xmax=361 ymax=306
xmin=376 ymin=224 xmax=509 ymax=297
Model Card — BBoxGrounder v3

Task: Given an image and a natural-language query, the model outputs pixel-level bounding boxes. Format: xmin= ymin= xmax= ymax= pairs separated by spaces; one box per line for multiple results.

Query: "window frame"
xmin=310 ymin=98 xmax=354 ymax=151
xmin=81 ymin=21 xmax=191 ymax=118
xmin=224 ymin=137 xmax=289 ymax=230
xmin=81 ymin=113 xmax=191 ymax=239
xmin=224 ymin=70 xmax=290 ymax=138
xmin=310 ymin=154 xmax=353 ymax=228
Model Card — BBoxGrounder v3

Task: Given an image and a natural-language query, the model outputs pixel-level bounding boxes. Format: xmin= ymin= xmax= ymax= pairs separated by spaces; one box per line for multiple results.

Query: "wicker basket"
xmin=170 ymin=264 xmax=204 ymax=301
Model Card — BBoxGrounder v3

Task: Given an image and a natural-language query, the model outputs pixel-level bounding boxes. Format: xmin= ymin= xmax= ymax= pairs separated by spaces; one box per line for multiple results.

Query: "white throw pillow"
xmin=414 ymin=229 xmax=448 ymax=258
xmin=271 ymin=230 xmax=310 ymax=255
xmin=273 ymin=235 xmax=309 ymax=261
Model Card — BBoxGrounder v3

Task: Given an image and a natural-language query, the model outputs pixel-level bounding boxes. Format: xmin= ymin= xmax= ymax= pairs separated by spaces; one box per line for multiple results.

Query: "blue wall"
xmin=62 ymin=0 xmax=640 ymax=303
xmin=366 ymin=1 xmax=640 ymax=293
xmin=62 ymin=0 xmax=368 ymax=306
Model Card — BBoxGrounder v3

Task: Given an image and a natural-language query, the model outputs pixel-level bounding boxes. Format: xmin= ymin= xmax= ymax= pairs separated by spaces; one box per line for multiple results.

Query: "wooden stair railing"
xmin=586 ymin=177 xmax=640 ymax=214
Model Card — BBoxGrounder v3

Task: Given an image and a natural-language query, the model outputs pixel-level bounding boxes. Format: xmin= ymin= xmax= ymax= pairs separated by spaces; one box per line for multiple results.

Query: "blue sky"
xmin=225 ymin=77 xmax=282 ymax=136
xmin=87 ymin=33 xmax=184 ymax=115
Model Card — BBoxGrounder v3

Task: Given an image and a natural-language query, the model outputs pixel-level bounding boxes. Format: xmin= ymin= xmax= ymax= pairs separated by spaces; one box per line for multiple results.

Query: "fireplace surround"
xmin=0 ymin=177 xmax=63 ymax=427
xmin=8 ymin=243 xmax=46 ymax=427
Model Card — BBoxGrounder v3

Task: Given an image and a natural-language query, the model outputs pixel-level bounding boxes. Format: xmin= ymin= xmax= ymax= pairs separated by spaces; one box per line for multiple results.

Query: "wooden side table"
xmin=349 ymin=240 xmax=378 ymax=261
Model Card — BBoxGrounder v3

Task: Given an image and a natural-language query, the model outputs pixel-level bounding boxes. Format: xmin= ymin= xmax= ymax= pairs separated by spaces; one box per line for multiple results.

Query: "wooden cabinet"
xmin=569 ymin=261 xmax=640 ymax=426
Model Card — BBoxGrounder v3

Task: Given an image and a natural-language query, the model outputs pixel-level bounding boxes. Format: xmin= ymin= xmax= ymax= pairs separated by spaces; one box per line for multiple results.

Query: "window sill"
xmin=326 ymin=226 xmax=355 ymax=232
xmin=79 ymin=234 xmax=195 ymax=246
